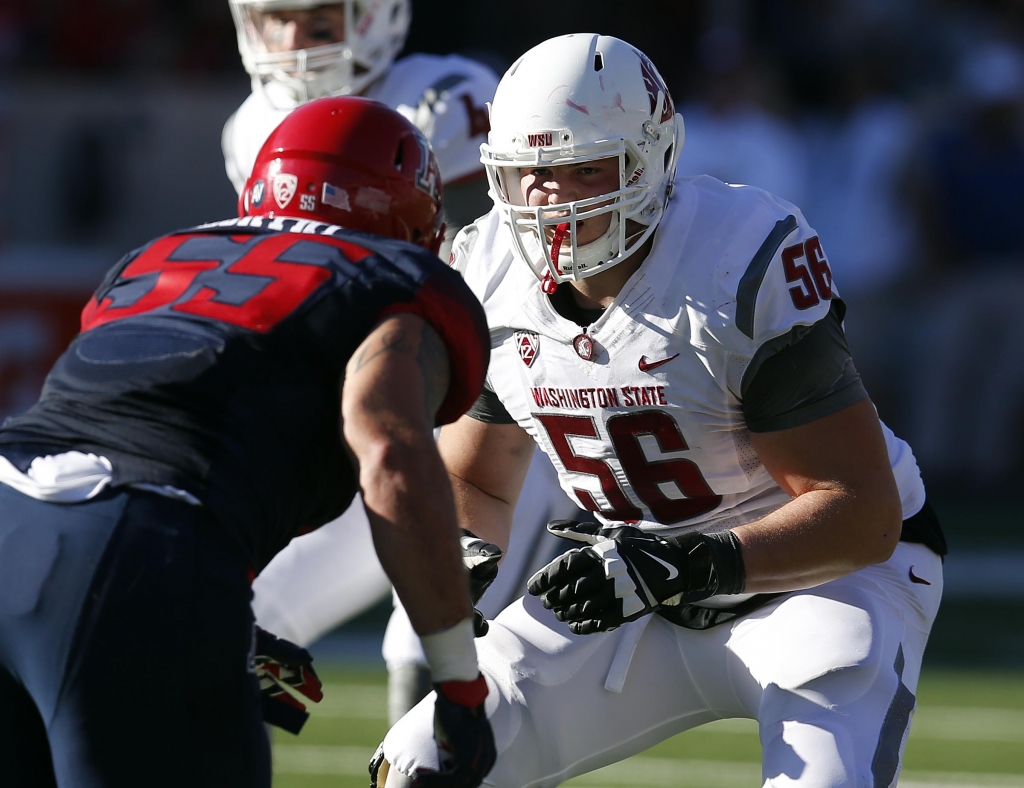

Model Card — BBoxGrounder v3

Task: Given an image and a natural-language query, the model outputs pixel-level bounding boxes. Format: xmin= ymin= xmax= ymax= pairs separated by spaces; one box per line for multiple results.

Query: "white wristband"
xmin=420 ymin=617 xmax=479 ymax=683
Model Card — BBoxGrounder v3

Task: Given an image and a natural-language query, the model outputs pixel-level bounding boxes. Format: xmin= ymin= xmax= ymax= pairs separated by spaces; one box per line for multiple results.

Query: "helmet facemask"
xmin=481 ymin=34 xmax=683 ymax=287
xmin=484 ymin=134 xmax=674 ymax=285
xmin=230 ymin=0 xmax=411 ymax=108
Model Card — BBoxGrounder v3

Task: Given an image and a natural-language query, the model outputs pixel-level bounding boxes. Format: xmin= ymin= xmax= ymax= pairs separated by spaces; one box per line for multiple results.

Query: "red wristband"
xmin=436 ymin=674 xmax=488 ymax=707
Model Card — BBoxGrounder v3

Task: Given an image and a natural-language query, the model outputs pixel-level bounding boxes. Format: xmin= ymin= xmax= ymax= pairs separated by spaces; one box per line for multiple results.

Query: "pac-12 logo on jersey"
xmin=515 ymin=331 xmax=539 ymax=366
xmin=274 ymin=173 xmax=298 ymax=209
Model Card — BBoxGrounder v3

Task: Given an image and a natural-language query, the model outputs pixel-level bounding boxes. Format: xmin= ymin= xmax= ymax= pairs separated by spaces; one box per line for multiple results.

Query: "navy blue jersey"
xmin=0 ymin=217 xmax=489 ymax=570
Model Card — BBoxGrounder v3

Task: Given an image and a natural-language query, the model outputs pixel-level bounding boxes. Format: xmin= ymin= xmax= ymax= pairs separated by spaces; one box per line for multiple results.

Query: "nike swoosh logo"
xmin=908 ymin=565 xmax=931 ymax=585
xmin=638 ymin=549 xmax=679 ymax=580
xmin=638 ymin=354 xmax=679 ymax=373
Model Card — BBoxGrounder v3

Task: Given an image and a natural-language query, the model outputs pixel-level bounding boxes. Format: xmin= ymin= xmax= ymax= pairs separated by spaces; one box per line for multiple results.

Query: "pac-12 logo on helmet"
xmin=273 ymin=173 xmax=298 ymax=209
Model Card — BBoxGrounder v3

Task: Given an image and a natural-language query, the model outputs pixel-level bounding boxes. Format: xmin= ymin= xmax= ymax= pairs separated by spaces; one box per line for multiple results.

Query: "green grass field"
xmin=270 ymin=666 xmax=1024 ymax=788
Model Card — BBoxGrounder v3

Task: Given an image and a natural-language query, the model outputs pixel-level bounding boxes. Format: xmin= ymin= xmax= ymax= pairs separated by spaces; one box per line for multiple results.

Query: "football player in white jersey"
xmin=223 ymin=0 xmax=577 ymax=722
xmin=374 ymin=34 xmax=948 ymax=788
xmin=223 ymin=0 xmax=496 ymax=235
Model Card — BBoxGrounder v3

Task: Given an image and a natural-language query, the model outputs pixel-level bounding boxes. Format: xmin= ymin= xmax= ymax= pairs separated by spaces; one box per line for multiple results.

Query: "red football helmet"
xmin=240 ymin=96 xmax=445 ymax=252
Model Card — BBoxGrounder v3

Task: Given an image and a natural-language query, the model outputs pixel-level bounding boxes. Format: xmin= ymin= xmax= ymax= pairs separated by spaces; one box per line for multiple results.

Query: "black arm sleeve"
xmin=741 ymin=299 xmax=868 ymax=433
xmin=465 ymin=385 xmax=517 ymax=424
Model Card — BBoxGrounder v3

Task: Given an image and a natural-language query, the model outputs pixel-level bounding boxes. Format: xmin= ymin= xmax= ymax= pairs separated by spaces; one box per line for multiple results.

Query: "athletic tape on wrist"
xmin=420 ymin=617 xmax=479 ymax=683
xmin=705 ymin=530 xmax=746 ymax=595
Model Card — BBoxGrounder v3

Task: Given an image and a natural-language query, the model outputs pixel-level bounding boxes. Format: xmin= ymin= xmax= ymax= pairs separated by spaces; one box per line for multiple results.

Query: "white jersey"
xmin=384 ymin=177 xmax=942 ymax=788
xmin=223 ymin=53 xmax=498 ymax=194
xmin=451 ymin=175 xmax=926 ymax=537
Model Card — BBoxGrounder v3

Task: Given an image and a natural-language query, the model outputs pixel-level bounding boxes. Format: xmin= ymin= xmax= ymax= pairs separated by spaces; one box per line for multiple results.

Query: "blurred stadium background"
xmin=1 ymin=0 xmax=1022 ymax=784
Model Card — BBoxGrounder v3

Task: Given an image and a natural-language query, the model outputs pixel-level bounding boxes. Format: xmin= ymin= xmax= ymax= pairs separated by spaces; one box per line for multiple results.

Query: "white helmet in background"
xmin=482 ymin=34 xmax=683 ymax=285
xmin=230 ymin=0 xmax=411 ymax=105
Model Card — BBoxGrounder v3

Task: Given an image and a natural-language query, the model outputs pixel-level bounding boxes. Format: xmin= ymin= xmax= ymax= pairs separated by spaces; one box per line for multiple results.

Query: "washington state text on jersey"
xmin=530 ymin=385 xmax=668 ymax=410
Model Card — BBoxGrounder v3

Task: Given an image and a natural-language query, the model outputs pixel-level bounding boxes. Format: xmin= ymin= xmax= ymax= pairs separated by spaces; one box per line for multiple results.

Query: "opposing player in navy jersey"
xmin=223 ymin=1 xmax=575 ymax=725
xmin=374 ymin=35 xmax=947 ymax=788
xmin=0 ymin=97 xmax=495 ymax=788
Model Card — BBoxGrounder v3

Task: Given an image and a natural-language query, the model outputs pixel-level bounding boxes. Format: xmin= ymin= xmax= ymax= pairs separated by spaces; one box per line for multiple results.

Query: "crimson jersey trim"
xmin=377 ymin=270 xmax=489 ymax=425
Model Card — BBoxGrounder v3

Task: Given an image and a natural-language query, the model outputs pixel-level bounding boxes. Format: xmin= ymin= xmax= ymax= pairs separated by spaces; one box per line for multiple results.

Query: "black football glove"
xmin=460 ymin=530 xmax=501 ymax=604
xmin=460 ymin=530 xmax=502 ymax=637
xmin=526 ymin=520 xmax=746 ymax=635
xmin=412 ymin=675 xmax=496 ymax=788
xmin=253 ymin=626 xmax=324 ymax=734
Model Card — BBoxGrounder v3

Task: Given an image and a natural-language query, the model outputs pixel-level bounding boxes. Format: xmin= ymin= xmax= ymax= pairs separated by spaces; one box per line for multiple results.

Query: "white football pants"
xmin=383 ymin=541 xmax=943 ymax=788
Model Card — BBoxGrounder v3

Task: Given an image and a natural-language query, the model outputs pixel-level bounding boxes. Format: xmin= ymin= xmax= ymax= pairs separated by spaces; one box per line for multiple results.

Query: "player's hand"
xmin=526 ymin=520 xmax=746 ymax=634
xmin=253 ymin=626 xmax=324 ymax=734
xmin=412 ymin=675 xmax=496 ymax=788
xmin=461 ymin=530 xmax=501 ymax=637
xmin=460 ymin=530 xmax=501 ymax=604
xmin=471 ymin=608 xmax=489 ymax=638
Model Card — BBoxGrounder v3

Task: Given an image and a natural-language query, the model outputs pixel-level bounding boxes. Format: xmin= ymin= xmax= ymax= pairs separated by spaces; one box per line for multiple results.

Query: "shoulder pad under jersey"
xmin=448 ymin=209 xmax=521 ymax=305
xmin=647 ymin=176 xmax=836 ymax=361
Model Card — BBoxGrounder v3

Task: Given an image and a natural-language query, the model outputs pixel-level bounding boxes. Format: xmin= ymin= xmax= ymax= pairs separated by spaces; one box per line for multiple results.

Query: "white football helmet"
xmin=230 ymin=0 xmax=411 ymax=106
xmin=481 ymin=34 xmax=683 ymax=284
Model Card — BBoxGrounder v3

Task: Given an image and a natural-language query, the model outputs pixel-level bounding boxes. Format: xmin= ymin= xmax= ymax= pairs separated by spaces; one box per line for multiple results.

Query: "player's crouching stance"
xmin=0 ymin=97 xmax=494 ymax=788
xmin=374 ymin=34 xmax=946 ymax=788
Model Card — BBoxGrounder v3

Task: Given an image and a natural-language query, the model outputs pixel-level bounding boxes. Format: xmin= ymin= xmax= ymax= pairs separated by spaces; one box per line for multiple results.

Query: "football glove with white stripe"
xmin=460 ymin=530 xmax=501 ymax=604
xmin=460 ymin=530 xmax=502 ymax=637
xmin=253 ymin=626 xmax=324 ymax=734
xmin=527 ymin=520 xmax=746 ymax=635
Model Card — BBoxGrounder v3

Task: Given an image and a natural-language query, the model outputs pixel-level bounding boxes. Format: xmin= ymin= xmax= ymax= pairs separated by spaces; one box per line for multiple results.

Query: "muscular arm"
xmin=735 ymin=398 xmax=903 ymax=593
xmin=341 ymin=312 xmax=471 ymax=636
xmin=437 ymin=416 xmax=536 ymax=553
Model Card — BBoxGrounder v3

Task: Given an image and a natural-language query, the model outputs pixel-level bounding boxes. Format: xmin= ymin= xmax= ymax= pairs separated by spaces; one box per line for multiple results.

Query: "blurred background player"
xmin=223 ymin=0 xmax=495 ymax=248
xmin=223 ymin=0 xmax=583 ymax=723
xmin=0 ymin=96 xmax=495 ymax=788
